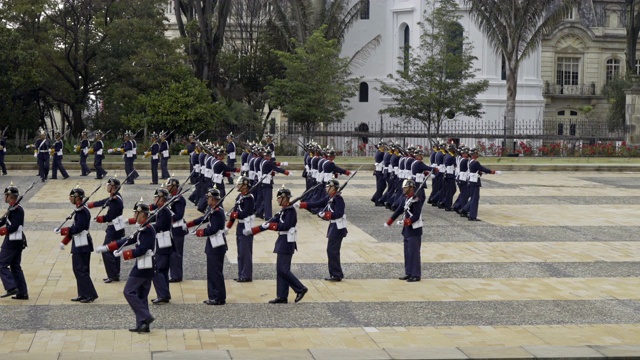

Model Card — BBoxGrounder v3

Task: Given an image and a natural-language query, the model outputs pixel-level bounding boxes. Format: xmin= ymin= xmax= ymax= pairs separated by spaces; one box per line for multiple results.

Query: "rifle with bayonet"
xmin=53 ymin=184 xmax=102 ymax=233
xmin=189 ymin=187 xmax=236 ymax=235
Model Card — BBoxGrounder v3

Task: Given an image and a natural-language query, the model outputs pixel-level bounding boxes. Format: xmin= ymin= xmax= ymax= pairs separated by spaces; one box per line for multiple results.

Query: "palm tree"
xmin=462 ymin=0 xmax=575 ymax=154
xmin=267 ymin=0 xmax=380 ymax=68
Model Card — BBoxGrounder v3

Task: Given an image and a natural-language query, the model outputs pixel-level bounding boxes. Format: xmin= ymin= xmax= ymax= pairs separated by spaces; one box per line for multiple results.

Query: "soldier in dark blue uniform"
xmin=78 ymin=129 xmax=91 ymax=176
xmin=88 ymin=177 xmax=125 ymax=283
xmin=145 ymin=132 xmax=160 ymax=185
xmin=227 ymin=176 xmax=255 ymax=282
xmin=115 ymin=131 xmax=135 ymax=184
xmin=97 ymin=202 xmax=156 ymax=333
xmin=187 ymin=187 xmax=227 ymax=305
xmin=59 ymin=187 xmax=98 ymax=303
xmin=299 ymin=179 xmax=347 ymax=281
xmin=159 ymin=131 xmax=171 ymax=179
xmin=429 ymin=143 xmax=446 ymax=206
xmin=453 ymin=147 xmax=470 ymax=215
xmin=146 ymin=188 xmax=172 ymax=304
xmin=385 ymin=179 xmax=424 ymax=282
xmin=188 ymin=142 xmax=203 ymax=204
xmin=0 ymin=184 xmax=28 ymax=300
xmin=164 ymin=178 xmax=187 ymax=283
xmin=91 ymin=130 xmax=107 ymax=179
xmin=51 ymin=131 xmax=70 ymax=180
xmin=28 ymin=131 xmax=50 ymax=182
xmin=212 ymin=148 xmax=239 ymax=198
xmin=226 ymin=133 xmax=237 ymax=184
xmin=256 ymin=150 xmax=290 ymax=219
xmin=246 ymin=186 xmax=307 ymax=304
xmin=441 ymin=144 xmax=457 ymax=211
xmin=187 ymin=132 xmax=198 ymax=184
xmin=462 ymin=148 xmax=500 ymax=221
xmin=410 ymin=149 xmax=435 ymax=204
xmin=0 ymin=133 xmax=7 ymax=176
xmin=265 ymin=134 xmax=276 ymax=162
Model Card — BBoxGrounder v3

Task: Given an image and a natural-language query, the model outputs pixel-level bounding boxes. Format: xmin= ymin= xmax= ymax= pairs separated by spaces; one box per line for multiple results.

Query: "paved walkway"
xmin=0 ymin=169 xmax=639 ymax=359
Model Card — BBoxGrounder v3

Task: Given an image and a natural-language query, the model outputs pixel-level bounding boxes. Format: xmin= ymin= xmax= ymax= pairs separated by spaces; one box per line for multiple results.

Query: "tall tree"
xmin=378 ymin=0 xmax=488 ymax=142
xmin=267 ymin=27 xmax=359 ymax=138
xmin=463 ymin=0 xmax=575 ymax=153
xmin=174 ymin=0 xmax=232 ymax=92
xmin=625 ymin=0 xmax=640 ymax=74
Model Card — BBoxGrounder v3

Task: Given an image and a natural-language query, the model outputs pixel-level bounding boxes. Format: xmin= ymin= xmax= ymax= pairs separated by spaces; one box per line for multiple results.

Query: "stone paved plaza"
xmin=0 ymin=169 xmax=639 ymax=359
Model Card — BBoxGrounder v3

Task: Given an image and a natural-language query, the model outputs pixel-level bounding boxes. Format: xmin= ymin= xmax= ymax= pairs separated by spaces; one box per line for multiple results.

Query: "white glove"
xmin=95 ymin=245 xmax=108 ymax=253
xmin=495 ymin=171 xmax=503 ymax=175
xmin=287 ymin=171 xmax=294 ymax=176
xmin=318 ymin=212 xmax=325 ymax=218
xmin=107 ymin=148 xmax=114 ymax=154
xmin=430 ymin=173 xmax=436 ymax=178
xmin=293 ymin=203 xmax=300 ymax=208
xmin=59 ymin=243 xmax=65 ymax=250
xmin=242 ymin=228 xmax=253 ymax=236
xmin=396 ymin=220 xmax=404 ymax=225
xmin=383 ymin=223 xmax=389 ymax=228
xmin=281 ymin=162 xmax=289 ymax=167
xmin=261 ymin=222 xmax=269 ymax=229
xmin=113 ymin=249 xmax=123 ymax=257
xmin=54 ymin=228 xmax=61 ymax=234
xmin=223 ymin=227 xmax=230 ymax=235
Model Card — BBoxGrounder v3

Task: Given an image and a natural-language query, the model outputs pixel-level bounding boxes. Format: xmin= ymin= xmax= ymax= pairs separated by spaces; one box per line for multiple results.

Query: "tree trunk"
xmin=72 ymin=107 xmax=84 ymax=137
xmin=505 ymin=60 xmax=519 ymax=155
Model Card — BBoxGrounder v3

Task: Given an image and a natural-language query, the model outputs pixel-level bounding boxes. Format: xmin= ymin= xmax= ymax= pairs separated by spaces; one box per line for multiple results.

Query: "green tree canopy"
xmin=267 ymin=27 xmax=359 ymax=136
xmin=378 ymin=0 xmax=488 ymax=141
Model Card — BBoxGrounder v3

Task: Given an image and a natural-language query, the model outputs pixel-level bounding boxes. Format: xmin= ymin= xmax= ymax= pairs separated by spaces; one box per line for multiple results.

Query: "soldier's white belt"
xmin=172 ymin=219 xmax=185 ymax=228
xmin=279 ymin=227 xmax=297 ymax=242
xmin=329 ymin=215 xmax=347 ymax=229
xmin=39 ymin=150 xmax=48 ymax=153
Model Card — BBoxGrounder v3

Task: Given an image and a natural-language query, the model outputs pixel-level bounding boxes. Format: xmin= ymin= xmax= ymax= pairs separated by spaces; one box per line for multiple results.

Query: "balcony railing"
xmin=544 ymin=82 xmax=597 ymax=96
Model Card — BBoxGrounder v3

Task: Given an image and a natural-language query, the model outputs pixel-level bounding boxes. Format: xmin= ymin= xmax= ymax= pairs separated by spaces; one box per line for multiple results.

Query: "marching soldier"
xmin=428 ymin=143 xmax=446 ymax=206
xmin=58 ymin=187 xmax=98 ymax=303
xmin=256 ymin=150 xmax=290 ymax=219
xmin=87 ymin=177 xmax=125 ymax=283
xmin=91 ymin=130 xmax=108 ymax=179
xmin=212 ymin=148 xmax=239 ymax=198
xmin=97 ymin=202 xmax=156 ymax=333
xmin=308 ymin=149 xmax=349 ymax=212
xmin=410 ymin=149 xmax=436 ymax=203
xmin=441 ymin=144 xmax=457 ymax=211
xmin=145 ymin=132 xmax=160 ymax=185
xmin=227 ymin=176 xmax=255 ymax=282
xmin=265 ymin=134 xmax=276 ymax=162
xmin=226 ymin=133 xmax=237 ymax=184
xmin=186 ymin=187 xmax=227 ymax=305
xmin=246 ymin=186 xmax=308 ymax=304
xmin=167 ymin=177 xmax=187 ymax=283
xmin=149 ymin=188 xmax=173 ymax=304
xmin=159 ymin=131 xmax=171 ymax=179
xmin=453 ymin=147 xmax=470 ymax=214
xmin=27 ymin=131 xmax=50 ymax=182
xmin=78 ymin=129 xmax=91 ymax=176
xmin=385 ymin=179 xmax=423 ymax=282
xmin=461 ymin=148 xmax=501 ymax=221
xmin=188 ymin=142 xmax=203 ymax=204
xmin=0 ymin=184 xmax=28 ymax=300
xmin=51 ymin=131 xmax=70 ymax=180
xmin=113 ymin=131 xmax=136 ymax=184
xmin=0 ymin=132 xmax=7 ymax=176
xmin=298 ymin=179 xmax=347 ymax=281
xmin=187 ymin=132 xmax=198 ymax=184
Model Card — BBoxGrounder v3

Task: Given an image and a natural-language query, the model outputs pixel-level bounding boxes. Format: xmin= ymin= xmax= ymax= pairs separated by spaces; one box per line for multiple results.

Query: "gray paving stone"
xmin=459 ymin=346 xmax=534 ymax=359
xmin=5 ymin=355 xmax=59 ymax=360
xmin=152 ymin=350 xmax=230 ymax=360
xmin=385 ymin=347 xmax=468 ymax=359
xmin=309 ymin=348 xmax=391 ymax=360
xmin=229 ymin=349 xmax=313 ymax=359
xmin=591 ymin=345 xmax=640 ymax=357
xmin=522 ymin=345 xmax=605 ymax=358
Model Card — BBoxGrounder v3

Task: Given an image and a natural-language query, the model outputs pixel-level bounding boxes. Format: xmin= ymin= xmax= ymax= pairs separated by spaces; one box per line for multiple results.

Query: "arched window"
xmin=403 ymin=24 xmax=410 ymax=73
xmin=606 ymin=58 xmax=621 ymax=83
xmin=447 ymin=21 xmax=464 ymax=56
xmin=359 ymin=82 xmax=369 ymax=102
xmin=360 ymin=0 xmax=370 ymax=20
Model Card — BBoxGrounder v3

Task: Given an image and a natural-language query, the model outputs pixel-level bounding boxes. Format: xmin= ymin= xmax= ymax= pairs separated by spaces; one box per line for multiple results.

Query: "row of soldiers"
xmin=372 ymin=141 xmax=501 ymax=221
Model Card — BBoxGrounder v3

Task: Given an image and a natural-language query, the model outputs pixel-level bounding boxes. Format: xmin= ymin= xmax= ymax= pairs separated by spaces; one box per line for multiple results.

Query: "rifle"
xmin=259 ymin=182 xmax=323 ymax=225
xmin=0 ymin=181 xmax=36 ymax=223
xmin=319 ymin=165 xmax=362 ymax=212
xmin=1 ymin=125 xmax=8 ymax=139
xmin=92 ymin=171 xmax=137 ymax=220
xmin=117 ymin=185 xmax=192 ymax=251
xmin=404 ymin=176 xmax=430 ymax=211
xmin=190 ymin=187 xmax=235 ymax=234
xmin=132 ymin=129 xmax=144 ymax=138
xmin=225 ymin=174 xmax=267 ymax=221
xmin=196 ymin=140 xmax=215 ymax=157
xmin=53 ymin=184 xmax=102 ymax=233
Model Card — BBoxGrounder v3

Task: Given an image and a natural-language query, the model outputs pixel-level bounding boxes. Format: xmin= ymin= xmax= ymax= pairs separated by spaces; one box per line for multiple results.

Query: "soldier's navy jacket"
xmin=248 ymin=155 xmax=261 ymax=182
xmin=411 ymin=159 xmax=435 ymax=182
xmin=123 ymin=140 xmax=133 ymax=157
xmin=305 ymin=194 xmax=347 ymax=239
xmin=212 ymin=158 xmax=236 ymax=182
xmin=170 ymin=194 xmax=187 ymax=237
xmin=390 ymin=154 xmax=400 ymax=177
xmin=429 ymin=150 xmax=437 ymax=165
xmin=240 ymin=151 xmax=250 ymax=169
xmin=310 ymin=156 xmax=321 ymax=176
xmin=152 ymin=206 xmax=173 ymax=256
xmin=259 ymin=160 xmax=287 ymax=185
xmin=187 ymin=141 xmax=196 ymax=154
xmin=390 ymin=195 xmax=423 ymax=238
xmin=266 ymin=206 xmax=297 ymax=254
xmin=116 ymin=225 xmax=156 ymax=278
xmin=226 ymin=142 xmax=236 ymax=158
xmin=92 ymin=193 xmax=124 ymax=232
xmin=198 ymin=151 xmax=207 ymax=171
xmin=192 ymin=206 xmax=228 ymax=254
xmin=467 ymin=159 xmax=493 ymax=187
xmin=321 ymin=160 xmax=347 ymax=179
xmin=160 ymin=140 xmax=170 ymax=158
xmin=458 ymin=158 xmax=469 ymax=179
xmin=35 ymin=138 xmax=50 ymax=158
xmin=435 ymin=151 xmax=444 ymax=167
xmin=374 ymin=149 xmax=384 ymax=172
xmin=382 ymin=151 xmax=392 ymax=176
xmin=68 ymin=205 xmax=94 ymax=253
xmin=266 ymin=142 xmax=275 ymax=160
xmin=80 ymin=139 xmax=90 ymax=154
xmin=232 ymin=193 xmax=255 ymax=233
xmin=92 ymin=140 xmax=104 ymax=160
xmin=444 ymin=153 xmax=456 ymax=178
xmin=405 ymin=157 xmax=415 ymax=176
xmin=0 ymin=138 xmax=6 ymax=153
xmin=0 ymin=203 xmax=25 ymax=250
xmin=150 ymin=142 xmax=159 ymax=159
xmin=54 ymin=139 xmax=65 ymax=158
